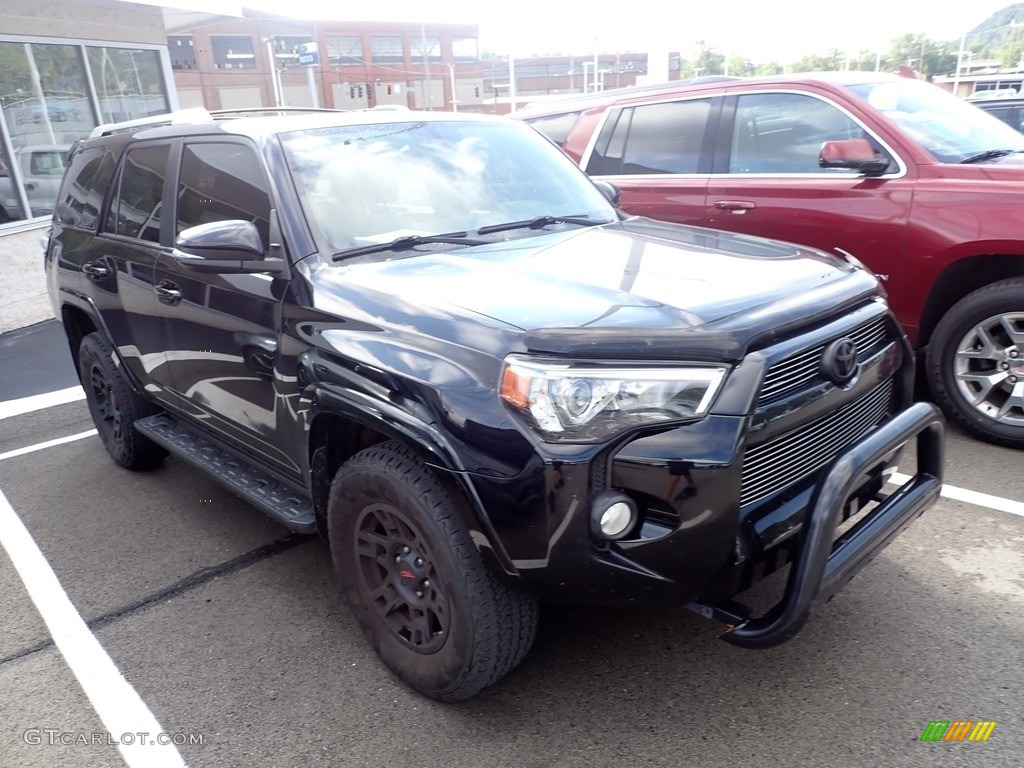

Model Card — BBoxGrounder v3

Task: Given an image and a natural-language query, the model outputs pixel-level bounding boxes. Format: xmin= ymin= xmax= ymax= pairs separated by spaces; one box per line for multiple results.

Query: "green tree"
xmin=755 ymin=61 xmax=785 ymax=76
xmin=791 ymin=49 xmax=845 ymax=73
xmin=887 ymin=33 xmax=958 ymax=78
xmin=684 ymin=41 xmax=725 ymax=77
xmin=725 ymin=55 xmax=755 ymax=76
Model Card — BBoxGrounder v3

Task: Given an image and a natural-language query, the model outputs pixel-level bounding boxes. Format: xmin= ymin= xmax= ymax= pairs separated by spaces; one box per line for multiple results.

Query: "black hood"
xmin=327 ymin=218 xmax=881 ymax=362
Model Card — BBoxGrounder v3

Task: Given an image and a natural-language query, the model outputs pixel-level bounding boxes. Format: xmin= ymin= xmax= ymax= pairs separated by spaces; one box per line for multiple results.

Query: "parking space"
xmin=1 ymin=321 xmax=1022 ymax=767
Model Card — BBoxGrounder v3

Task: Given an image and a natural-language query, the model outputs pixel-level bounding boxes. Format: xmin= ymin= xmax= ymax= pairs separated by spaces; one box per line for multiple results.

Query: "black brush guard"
xmin=692 ymin=401 xmax=944 ymax=649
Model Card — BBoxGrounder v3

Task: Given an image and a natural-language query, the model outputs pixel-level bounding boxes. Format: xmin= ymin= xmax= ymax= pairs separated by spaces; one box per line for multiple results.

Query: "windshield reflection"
xmin=847 ymin=79 xmax=1024 ymax=163
xmin=279 ymin=119 xmax=614 ymax=253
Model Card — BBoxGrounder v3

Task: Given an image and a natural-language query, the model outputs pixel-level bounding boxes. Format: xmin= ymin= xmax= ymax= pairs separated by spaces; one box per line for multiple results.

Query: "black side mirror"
xmin=819 ymin=139 xmax=890 ymax=176
xmin=593 ymin=179 xmax=621 ymax=207
xmin=173 ymin=219 xmax=284 ymax=274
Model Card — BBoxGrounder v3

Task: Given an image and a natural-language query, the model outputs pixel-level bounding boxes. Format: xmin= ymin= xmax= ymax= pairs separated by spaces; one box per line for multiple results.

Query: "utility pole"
xmin=446 ymin=63 xmax=457 ymax=112
xmin=420 ymin=22 xmax=432 ymax=110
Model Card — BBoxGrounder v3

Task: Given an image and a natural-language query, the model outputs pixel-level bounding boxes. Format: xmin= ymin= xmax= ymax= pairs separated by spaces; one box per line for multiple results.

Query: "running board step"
xmin=134 ymin=414 xmax=316 ymax=534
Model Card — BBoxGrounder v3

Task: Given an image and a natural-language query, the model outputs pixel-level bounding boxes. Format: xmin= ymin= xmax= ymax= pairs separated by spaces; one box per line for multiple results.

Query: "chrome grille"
xmin=740 ymin=379 xmax=894 ymax=507
xmin=758 ymin=317 xmax=889 ymax=405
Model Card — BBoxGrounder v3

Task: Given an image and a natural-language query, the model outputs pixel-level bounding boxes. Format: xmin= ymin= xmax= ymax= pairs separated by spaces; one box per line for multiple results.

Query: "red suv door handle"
xmin=714 ymin=200 xmax=756 ymax=213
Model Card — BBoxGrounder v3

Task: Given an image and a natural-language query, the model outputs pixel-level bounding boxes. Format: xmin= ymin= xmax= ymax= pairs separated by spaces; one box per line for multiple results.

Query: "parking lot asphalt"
xmin=0 ymin=320 xmax=1022 ymax=768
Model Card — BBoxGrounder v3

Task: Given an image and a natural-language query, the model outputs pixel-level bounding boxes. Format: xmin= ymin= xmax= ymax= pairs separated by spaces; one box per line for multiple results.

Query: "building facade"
xmin=931 ymin=59 xmax=1017 ymax=97
xmin=167 ymin=12 xmax=485 ymax=113
xmin=0 ymin=0 xmax=177 ymax=230
xmin=481 ymin=52 xmax=682 ymax=113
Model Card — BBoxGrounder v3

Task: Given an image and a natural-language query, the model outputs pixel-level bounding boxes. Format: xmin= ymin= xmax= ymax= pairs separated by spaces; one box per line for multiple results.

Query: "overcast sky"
xmin=149 ymin=0 xmax=1021 ymax=62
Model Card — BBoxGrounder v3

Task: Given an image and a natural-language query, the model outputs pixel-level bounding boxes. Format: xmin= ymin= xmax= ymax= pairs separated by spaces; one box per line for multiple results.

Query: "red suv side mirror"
xmin=819 ymin=139 xmax=890 ymax=176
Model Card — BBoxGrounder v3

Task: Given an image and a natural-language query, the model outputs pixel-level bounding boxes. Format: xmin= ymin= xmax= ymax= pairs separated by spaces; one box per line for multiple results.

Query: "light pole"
xmin=508 ymin=56 xmax=516 ymax=113
xmin=420 ymin=22 xmax=432 ymax=110
xmin=953 ymin=32 xmax=968 ymax=97
xmin=445 ymin=62 xmax=457 ymax=112
xmin=262 ymin=37 xmax=283 ymax=107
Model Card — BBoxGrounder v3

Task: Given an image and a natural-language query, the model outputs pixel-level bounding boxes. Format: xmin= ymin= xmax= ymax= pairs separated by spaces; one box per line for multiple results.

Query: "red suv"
xmin=518 ymin=73 xmax=1024 ymax=448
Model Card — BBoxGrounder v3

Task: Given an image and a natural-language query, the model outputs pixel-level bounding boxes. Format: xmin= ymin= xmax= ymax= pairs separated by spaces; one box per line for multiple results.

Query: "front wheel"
xmin=328 ymin=441 xmax=538 ymax=701
xmin=926 ymin=278 xmax=1024 ymax=448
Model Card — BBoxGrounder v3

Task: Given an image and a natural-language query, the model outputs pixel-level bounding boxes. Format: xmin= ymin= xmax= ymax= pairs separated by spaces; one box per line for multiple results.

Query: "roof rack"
xmin=89 ymin=106 xmax=345 ymax=138
xmin=208 ymin=107 xmax=345 ymax=118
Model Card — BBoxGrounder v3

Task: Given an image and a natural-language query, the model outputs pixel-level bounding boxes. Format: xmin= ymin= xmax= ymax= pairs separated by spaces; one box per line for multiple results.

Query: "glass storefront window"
xmin=0 ymin=42 xmax=94 ymax=221
xmin=87 ymin=47 xmax=168 ymax=124
xmin=0 ymin=39 xmax=171 ymax=225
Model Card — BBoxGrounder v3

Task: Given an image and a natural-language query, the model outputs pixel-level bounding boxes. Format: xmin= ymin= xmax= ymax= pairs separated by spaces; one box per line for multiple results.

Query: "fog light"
xmin=591 ymin=492 xmax=637 ymax=540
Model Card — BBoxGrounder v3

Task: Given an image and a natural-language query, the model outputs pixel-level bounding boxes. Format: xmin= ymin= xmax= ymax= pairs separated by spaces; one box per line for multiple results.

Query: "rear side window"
xmin=524 ymin=112 xmax=582 ymax=146
xmin=55 ymin=146 xmax=115 ymax=230
xmin=105 ymin=144 xmax=170 ymax=242
xmin=176 ymin=142 xmax=271 ymax=250
xmin=587 ymin=99 xmax=711 ymax=175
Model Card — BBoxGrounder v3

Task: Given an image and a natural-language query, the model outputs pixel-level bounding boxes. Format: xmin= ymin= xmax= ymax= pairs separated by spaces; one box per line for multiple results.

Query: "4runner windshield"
xmin=279 ymin=119 xmax=616 ymax=254
xmin=846 ymin=79 xmax=1024 ymax=164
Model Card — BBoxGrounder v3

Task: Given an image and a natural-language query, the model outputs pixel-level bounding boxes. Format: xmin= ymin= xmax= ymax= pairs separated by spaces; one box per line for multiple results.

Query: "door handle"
xmin=713 ymin=200 xmax=757 ymax=214
xmin=82 ymin=260 xmax=110 ymax=279
xmin=155 ymin=280 xmax=183 ymax=305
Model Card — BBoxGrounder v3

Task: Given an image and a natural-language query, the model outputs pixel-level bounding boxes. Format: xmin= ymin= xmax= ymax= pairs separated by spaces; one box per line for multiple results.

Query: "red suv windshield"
xmin=845 ymin=79 xmax=1024 ymax=162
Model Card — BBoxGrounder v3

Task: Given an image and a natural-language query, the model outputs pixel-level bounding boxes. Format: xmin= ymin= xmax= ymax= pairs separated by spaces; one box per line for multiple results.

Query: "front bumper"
xmin=710 ymin=401 xmax=944 ymax=648
xmin=470 ymin=399 xmax=942 ymax=642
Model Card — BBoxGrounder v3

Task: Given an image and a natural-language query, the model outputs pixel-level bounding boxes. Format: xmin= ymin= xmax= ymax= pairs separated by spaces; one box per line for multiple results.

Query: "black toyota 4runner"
xmin=45 ymin=109 xmax=944 ymax=701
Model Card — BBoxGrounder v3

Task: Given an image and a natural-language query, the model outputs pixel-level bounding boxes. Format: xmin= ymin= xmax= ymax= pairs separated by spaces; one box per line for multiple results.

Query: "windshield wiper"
xmin=475 ymin=214 xmax=607 ymax=236
xmin=959 ymin=148 xmax=1024 ymax=164
xmin=332 ymin=233 xmax=486 ymax=261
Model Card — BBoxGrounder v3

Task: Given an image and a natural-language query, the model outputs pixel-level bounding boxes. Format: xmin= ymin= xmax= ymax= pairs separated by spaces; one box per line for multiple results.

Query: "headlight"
xmin=500 ymin=355 xmax=728 ymax=442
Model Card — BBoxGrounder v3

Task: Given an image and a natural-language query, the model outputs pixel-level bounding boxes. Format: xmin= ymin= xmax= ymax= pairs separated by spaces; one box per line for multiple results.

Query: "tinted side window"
xmin=524 ymin=112 xmax=582 ymax=146
xmin=729 ymin=93 xmax=877 ymax=174
xmin=587 ymin=108 xmax=631 ymax=175
xmin=176 ymin=142 xmax=271 ymax=250
xmin=55 ymin=146 xmax=115 ymax=230
xmin=106 ymin=144 xmax=169 ymax=242
xmin=981 ymin=104 xmax=1024 ymax=133
xmin=587 ymin=99 xmax=710 ymax=175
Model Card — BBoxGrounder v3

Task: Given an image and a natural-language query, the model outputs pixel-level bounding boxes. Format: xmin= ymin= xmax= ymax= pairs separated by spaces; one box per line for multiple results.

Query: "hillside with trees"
xmin=673 ymin=3 xmax=1024 ymax=79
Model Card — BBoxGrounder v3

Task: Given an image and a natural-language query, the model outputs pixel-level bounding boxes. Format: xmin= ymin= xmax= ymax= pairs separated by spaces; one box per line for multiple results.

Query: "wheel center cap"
xmin=1009 ymin=357 xmax=1024 ymax=377
xmin=396 ymin=553 xmax=426 ymax=586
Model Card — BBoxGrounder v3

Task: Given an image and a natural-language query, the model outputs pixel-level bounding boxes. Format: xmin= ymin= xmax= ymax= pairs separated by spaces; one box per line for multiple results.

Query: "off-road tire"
xmin=328 ymin=440 xmax=538 ymax=701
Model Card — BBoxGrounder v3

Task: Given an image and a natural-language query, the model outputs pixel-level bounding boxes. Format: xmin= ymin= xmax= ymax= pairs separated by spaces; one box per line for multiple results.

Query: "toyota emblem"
xmin=822 ymin=338 xmax=858 ymax=384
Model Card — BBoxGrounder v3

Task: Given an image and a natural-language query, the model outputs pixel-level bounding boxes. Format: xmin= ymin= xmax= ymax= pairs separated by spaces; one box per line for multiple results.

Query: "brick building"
xmin=167 ymin=10 xmax=486 ymax=112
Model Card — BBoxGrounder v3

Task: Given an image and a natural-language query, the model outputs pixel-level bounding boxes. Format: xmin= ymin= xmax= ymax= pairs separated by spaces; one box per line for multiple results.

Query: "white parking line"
xmin=0 ymin=386 xmax=85 ymax=421
xmin=0 ymin=430 xmax=97 ymax=463
xmin=890 ymin=472 xmax=1024 ymax=518
xmin=0 ymin=488 xmax=188 ymax=768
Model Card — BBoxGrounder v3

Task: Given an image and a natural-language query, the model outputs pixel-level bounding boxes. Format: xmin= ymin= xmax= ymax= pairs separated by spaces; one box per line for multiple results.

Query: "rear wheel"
xmin=79 ymin=332 xmax=167 ymax=469
xmin=328 ymin=441 xmax=538 ymax=701
xmin=926 ymin=279 xmax=1024 ymax=448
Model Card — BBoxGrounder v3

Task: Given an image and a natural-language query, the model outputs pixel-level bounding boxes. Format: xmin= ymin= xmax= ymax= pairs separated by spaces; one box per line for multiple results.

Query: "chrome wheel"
xmin=954 ymin=311 xmax=1024 ymax=425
